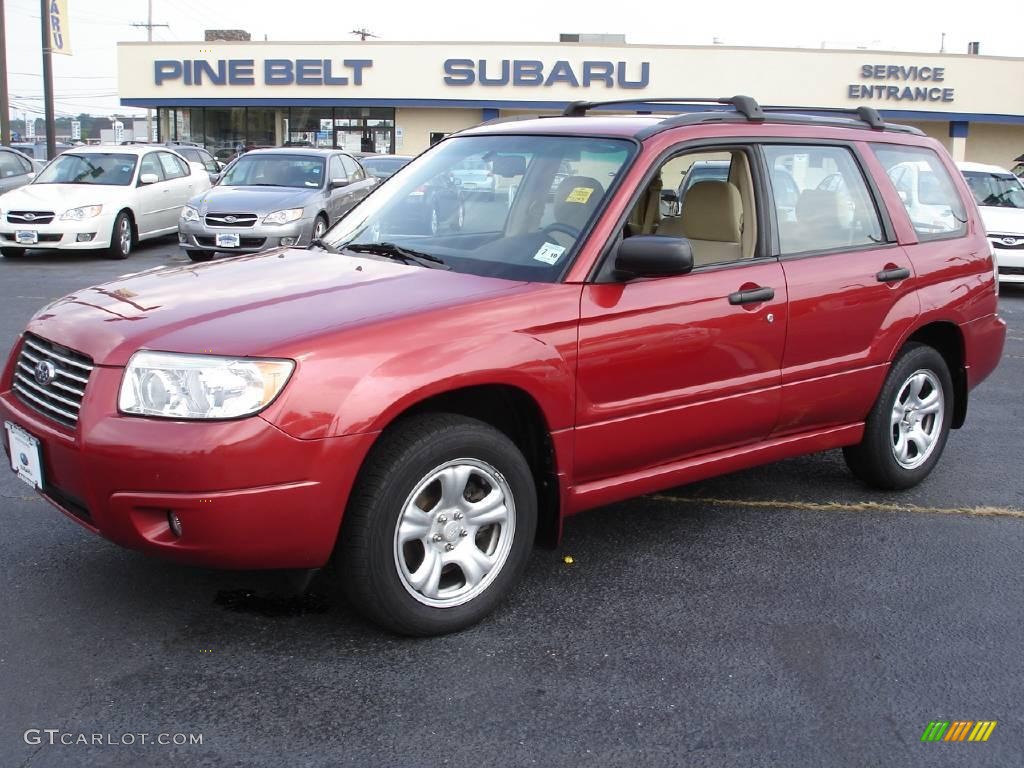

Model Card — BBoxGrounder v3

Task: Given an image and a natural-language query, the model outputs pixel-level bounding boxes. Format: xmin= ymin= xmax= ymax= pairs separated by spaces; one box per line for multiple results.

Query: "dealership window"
xmin=285 ymin=107 xmax=333 ymax=147
xmin=247 ymin=108 xmax=277 ymax=147
xmin=203 ymin=107 xmax=247 ymax=162
xmin=871 ymin=145 xmax=968 ymax=239
xmin=764 ymin=145 xmax=884 ymax=254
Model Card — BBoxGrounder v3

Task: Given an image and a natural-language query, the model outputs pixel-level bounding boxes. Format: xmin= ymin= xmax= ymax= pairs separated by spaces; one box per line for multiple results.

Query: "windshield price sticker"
xmin=565 ymin=187 xmax=594 ymax=204
xmin=533 ymin=242 xmax=566 ymax=265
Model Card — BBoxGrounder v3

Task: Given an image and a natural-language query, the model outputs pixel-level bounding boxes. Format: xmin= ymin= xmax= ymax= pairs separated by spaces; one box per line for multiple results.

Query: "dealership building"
xmin=117 ymin=39 xmax=1024 ymax=166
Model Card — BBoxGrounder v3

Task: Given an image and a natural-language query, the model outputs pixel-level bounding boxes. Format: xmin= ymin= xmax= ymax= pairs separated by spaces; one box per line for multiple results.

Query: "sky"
xmin=4 ymin=0 xmax=1021 ymax=119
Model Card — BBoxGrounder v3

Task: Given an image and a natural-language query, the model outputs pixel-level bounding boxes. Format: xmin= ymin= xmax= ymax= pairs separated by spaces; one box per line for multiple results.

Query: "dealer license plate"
xmin=5 ymin=421 xmax=43 ymax=489
xmin=215 ymin=233 xmax=240 ymax=248
xmin=15 ymin=230 xmax=38 ymax=245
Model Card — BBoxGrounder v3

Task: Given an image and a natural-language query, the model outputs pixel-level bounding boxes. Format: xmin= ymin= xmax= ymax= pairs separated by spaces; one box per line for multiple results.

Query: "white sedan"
xmin=0 ymin=145 xmax=210 ymax=259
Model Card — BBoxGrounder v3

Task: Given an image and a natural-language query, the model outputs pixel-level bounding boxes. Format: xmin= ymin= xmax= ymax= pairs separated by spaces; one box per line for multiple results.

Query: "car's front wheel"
xmin=843 ymin=342 xmax=953 ymax=490
xmin=339 ymin=413 xmax=537 ymax=636
xmin=185 ymin=249 xmax=214 ymax=262
xmin=0 ymin=247 xmax=24 ymax=257
xmin=106 ymin=211 xmax=133 ymax=260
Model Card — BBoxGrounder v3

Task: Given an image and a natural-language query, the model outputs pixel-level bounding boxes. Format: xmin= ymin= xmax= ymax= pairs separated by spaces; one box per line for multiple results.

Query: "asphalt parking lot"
xmin=1 ymin=238 xmax=1022 ymax=767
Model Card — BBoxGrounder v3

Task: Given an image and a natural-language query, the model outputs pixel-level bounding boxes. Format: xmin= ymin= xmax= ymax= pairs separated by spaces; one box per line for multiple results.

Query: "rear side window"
xmin=763 ymin=145 xmax=884 ymax=255
xmin=158 ymin=152 xmax=188 ymax=179
xmin=870 ymin=145 xmax=967 ymax=240
xmin=341 ymin=155 xmax=364 ymax=182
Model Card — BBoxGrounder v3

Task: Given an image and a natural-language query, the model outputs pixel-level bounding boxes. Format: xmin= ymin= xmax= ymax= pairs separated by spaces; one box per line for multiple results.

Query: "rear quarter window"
xmin=870 ymin=145 xmax=968 ymax=240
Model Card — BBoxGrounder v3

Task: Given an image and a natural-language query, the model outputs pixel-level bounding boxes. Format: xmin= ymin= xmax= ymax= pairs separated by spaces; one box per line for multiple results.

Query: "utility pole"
xmin=132 ymin=1 xmax=168 ymax=143
xmin=39 ymin=0 xmax=55 ymax=158
xmin=0 ymin=0 xmax=10 ymax=144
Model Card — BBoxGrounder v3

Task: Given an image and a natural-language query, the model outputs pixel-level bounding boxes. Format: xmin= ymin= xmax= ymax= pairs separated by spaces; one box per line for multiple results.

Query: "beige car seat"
xmin=658 ymin=180 xmax=743 ymax=266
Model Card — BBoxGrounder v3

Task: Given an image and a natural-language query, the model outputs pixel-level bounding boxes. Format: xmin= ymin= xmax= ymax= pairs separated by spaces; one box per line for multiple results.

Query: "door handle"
xmin=876 ymin=267 xmax=910 ymax=282
xmin=728 ymin=286 xmax=775 ymax=305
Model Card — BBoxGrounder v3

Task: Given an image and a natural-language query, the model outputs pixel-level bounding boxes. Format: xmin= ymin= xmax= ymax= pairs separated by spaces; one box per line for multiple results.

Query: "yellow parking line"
xmin=650 ymin=495 xmax=1024 ymax=519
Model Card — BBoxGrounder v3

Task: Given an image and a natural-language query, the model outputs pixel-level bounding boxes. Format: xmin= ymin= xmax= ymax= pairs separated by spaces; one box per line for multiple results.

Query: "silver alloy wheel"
xmin=890 ymin=368 xmax=944 ymax=469
xmin=393 ymin=458 xmax=516 ymax=608
xmin=118 ymin=216 xmax=131 ymax=255
xmin=313 ymin=217 xmax=327 ymax=240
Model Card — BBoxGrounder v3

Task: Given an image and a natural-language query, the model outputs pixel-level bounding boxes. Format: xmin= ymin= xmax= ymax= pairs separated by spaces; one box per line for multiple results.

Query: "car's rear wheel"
xmin=106 ymin=211 xmax=133 ymax=259
xmin=186 ymin=249 xmax=214 ymax=262
xmin=339 ymin=413 xmax=537 ymax=636
xmin=0 ymin=247 xmax=24 ymax=257
xmin=843 ymin=342 xmax=953 ymax=490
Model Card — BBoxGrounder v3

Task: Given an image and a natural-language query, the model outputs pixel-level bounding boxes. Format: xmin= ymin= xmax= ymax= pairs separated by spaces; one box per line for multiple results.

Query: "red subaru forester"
xmin=0 ymin=97 xmax=1006 ymax=635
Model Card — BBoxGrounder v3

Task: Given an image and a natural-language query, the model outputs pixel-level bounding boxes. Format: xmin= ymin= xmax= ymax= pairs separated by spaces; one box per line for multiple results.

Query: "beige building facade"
xmin=117 ymin=40 xmax=1024 ymax=166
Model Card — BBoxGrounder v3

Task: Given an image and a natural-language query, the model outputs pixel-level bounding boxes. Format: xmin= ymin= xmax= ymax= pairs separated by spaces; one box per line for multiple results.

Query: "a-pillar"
xmin=949 ymin=121 xmax=969 ymax=162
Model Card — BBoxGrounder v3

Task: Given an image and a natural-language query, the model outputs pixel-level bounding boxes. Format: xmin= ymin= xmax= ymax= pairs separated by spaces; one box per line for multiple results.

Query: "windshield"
xmin=362 ymin=158 xmax=410 ymax=178
xmin=323 ymin=135 xmax=635 ymax=282
xmin=962 ymin=171 xmax=1024 ymax=209
xmin=220 ymin=155 xmax=325 ymax=189
xmin=34 ymin=153 xmax=137 ymax=186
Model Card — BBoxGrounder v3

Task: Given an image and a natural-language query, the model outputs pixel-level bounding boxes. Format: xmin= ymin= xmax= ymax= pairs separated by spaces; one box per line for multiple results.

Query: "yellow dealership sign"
xmin=48 ymin=0 xmax=71 ymax=56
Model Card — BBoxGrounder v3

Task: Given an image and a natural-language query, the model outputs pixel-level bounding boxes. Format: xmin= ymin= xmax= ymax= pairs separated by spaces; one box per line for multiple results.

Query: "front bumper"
xmin=0 ymin=357 xmax=377 ymax=569
xmin=992 ymin=243 xmax=1024 ymax=284
xmin=0 ymin=212 xmax=117 ymax=251
xmin=178 ymin=216 xmax=315 ymax=254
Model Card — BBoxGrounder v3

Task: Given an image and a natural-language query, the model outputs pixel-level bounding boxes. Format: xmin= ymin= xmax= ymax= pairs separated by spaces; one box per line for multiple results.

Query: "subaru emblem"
xmin=23 ymin=212 xmax=36 ymax=221
xmin=19 ymin=452 xmax=28 ymax=467
xmin=224 ymin=215 xmax=237 ymax=223
xmin=34 ymin=360 xmax=56 ymax=386
xmin=1002 ymin=237 xmax=1018 ymax=246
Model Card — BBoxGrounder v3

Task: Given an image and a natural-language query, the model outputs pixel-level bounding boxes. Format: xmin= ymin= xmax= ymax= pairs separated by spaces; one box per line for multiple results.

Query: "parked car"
xmin=450 ymin=157 xmax=496 ymax=198
xmin=10 ymin=141 xmax=72 ymax=166
xmin=884 ymin=159 xmax=960 ymax=234
xmin=0 ymin=97 xmax=1005 ymax=636
xmin=958 ymin=161 xmax=1024 ymax=285
xmin=164 ymin=143 xmax=223 ymax=185
xmin=660 ymin=159 xmax=731 ymax=215
xmin=0 ymin=145 xmax=210 ymax=259
xmin=0 ymin=146 xmax=37 ymax=195
xmin=360 ymin=154 xmax=413 ymax=180
xmin=376 ymin=169 xmax=465 ymax=236
xmin=1011 ymin=154 xmax=1024 ymax=180
xmin=178 ymin=148 xmax=375 ymax=261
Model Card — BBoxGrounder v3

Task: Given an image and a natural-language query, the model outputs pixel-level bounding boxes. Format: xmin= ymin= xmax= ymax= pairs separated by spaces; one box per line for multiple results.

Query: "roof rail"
xmin=760 ymin=105 xmax=886 ymax=129
xmin=561 ymin=95 xmax=766 ymax=120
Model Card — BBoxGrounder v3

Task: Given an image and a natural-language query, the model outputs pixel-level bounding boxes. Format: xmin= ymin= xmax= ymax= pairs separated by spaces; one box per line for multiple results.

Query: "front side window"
xmin=871 ymin=145 xmax=967 ymax=239
xmin=764 ymin=145 xmax=884 ymax=255
xmin=33 ymin=153 xmax=138 ymax=186
xmin=323 ymin=135 xmax=636 ymax=283
xmin=962 ymin=170 xmax=1024 ymax=210
xmin=220 ymin=154 xmax=325 ymax=189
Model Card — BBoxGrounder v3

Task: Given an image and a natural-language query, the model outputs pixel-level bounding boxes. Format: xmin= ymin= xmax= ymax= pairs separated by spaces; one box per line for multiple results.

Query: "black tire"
xmin=186 ymin=249 xmax=215 ymax=262
xmin=1 ymin=247 xmax=24 ymax=257
xmin=311 ymin=214 xmax=328 ymax=243
xmin=339 ymin=413 xmax=537 ymax=636
xmin=106 ymin=210 xmax=133 ymax=259
xmin=843 ymin=342 xmax=954 ymax=490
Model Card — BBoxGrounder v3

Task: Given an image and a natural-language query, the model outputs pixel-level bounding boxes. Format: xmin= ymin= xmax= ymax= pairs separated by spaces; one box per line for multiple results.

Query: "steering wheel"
xmin=542 ymin=222 xmax=582 ymax=239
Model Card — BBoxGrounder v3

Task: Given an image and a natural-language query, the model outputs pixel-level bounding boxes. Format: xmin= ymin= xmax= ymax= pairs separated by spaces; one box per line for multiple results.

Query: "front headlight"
xmin=60 ymin=205 xmax=103 ymax=221
xmin=262 ymin=208 xmax=304 ymax=225
xmin=118 ymin=351 xmax=295 ymax=419
xmin=180 ymin=205 xmax=200 ymax=222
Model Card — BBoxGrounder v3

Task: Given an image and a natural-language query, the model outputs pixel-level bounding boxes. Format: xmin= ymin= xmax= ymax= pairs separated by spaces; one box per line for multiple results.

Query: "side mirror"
xmin=26 ymin=172 xmax=36 ymax=181
xmin=329 ymin=178 xmax=349 ymax=189
xmin=897 ymin=190 xmax=909 ymax=203
xmin=614 ymin=235 xmax=694 ymax=279
xmin=139 ymin=172 xmax=160 ymax=185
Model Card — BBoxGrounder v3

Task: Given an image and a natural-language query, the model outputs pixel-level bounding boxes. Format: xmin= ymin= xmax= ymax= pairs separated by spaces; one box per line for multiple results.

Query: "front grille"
xmin=2 ymin=233 xmax=62 ymax=243
xmin=999 ymin=266 xmax=1024 ymax=276
xmin=990 ymin=235 xmax=1024 ymax=250
xmin=12 ymin=333 xmax=93 ymax=428
xmin=7 ymin=211 xmax=55 ymax=225
xmin=205 ymin=213 xmax=257 ymax=228
xmin=194 ymin=235 xmax=266 ymax=248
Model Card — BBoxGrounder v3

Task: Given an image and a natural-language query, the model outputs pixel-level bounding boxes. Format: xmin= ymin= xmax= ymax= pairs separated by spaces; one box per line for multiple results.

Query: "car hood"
xmin=0 ymin=183 xmax=131 ymax=213
xmin=26 ymin=248 xmax=526 ymax=366
xmin=194 ymin=186 xmax=320 ymax=215
xmin=977 ymin=205 xmax=1024 ymax=235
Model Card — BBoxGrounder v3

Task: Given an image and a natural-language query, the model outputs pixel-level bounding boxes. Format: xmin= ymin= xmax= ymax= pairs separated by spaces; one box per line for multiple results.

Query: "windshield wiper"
xmin=308 ymin=238 xmax=340 ymax=254
xmin=343 ymin=242 xmax=449 ymax=269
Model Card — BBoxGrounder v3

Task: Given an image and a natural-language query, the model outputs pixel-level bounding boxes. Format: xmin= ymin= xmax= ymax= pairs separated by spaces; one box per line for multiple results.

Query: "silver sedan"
xmin=178 ymin=148 xmax=376 ymax=261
